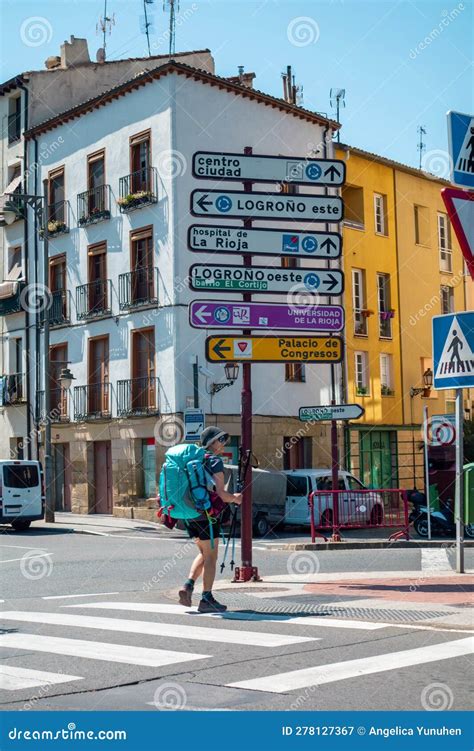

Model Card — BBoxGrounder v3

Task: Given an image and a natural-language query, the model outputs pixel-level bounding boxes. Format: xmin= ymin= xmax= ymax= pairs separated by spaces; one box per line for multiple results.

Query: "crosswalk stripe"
xmin=228 ymin=636 xmax=474 ymax=693
xmin=65 ymin=602 xmax=385 ymax=630
xmin=0 ymin=665 xmax=83 ymax=691
xmin=0 ymin=633 xmax=208 ymax=667
xmin=0 ymin=611 xmax=316 ymax=648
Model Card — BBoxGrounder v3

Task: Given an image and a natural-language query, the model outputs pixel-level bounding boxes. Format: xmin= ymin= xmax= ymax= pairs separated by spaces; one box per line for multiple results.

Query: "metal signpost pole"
xmin=423 ymin=405 xmax=431 ymax=540
xmin=235 ymin=146 xmax=259 ymax=582
xmin=455 ymin=388 xmax=465 ymax=573
xmin=330 ymin=363 xmax=340 ymax=542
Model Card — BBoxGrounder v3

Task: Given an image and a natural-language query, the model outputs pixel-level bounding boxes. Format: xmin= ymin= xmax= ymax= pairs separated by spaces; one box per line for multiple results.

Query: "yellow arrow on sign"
xmin=205 ymin=336 xmax=343 ymax=363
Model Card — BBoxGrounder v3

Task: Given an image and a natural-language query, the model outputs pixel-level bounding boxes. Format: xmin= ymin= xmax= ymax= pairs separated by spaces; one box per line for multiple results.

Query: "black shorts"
xmin=186 ymin=518 xmax=221 ymax=542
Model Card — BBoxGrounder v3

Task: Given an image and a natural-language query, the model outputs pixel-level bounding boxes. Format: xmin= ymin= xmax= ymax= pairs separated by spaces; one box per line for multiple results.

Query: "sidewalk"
xmin=36 ymin=512 xmax=175 ymax=538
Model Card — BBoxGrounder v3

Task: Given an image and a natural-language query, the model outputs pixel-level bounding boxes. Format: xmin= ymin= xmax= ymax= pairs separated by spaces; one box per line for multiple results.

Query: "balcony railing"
xmin=118 ymin=167 xmax=158 ymax=212
xmin=1 ymin=372 xmax=26 ymax=404
xmin=1 ymin=191 xmax=24 ymax=223
xmin=74 ymin=383 xmax=111 ymax=420
xmin=46 ymin=290 xmax=70 ymax=326
xmin=0 ymin=280 xmax=26 ymax=315
xmin=8 ymin=112 xmax=21 ymax=144
xmin=38 ymin=388 xmax=70 ymax=422
xmin=117 ymin=376 xmax=160 ymax=417
xmin=118 ymin=267 xmax=158 ymax=310
xmin=41 ymin=201 xmax=69 ymax=236
xmin=77 ymin=185 xmax=111 ymax=226
xmin=76 ymin=279 xmax=112 ymax=320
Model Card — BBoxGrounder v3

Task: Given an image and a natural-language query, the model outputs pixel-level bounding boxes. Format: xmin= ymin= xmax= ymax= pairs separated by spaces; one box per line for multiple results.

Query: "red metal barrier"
xmin=308 ymin=488 xmax=410 ymax=543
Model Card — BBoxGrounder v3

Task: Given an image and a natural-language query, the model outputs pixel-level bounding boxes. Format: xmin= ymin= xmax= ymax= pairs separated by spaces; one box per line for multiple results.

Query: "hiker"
xmin=178 ymin=427 xmax=242 ymax=613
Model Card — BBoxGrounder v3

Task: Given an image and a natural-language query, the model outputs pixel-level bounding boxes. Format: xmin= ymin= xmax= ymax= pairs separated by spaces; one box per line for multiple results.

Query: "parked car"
xmin=0 ymin=460 xmax=44 ymax=531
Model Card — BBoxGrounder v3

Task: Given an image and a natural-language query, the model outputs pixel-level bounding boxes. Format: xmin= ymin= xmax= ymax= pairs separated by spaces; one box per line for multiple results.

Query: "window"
xmin=347 ymin=474 xmax=365 ymax=491
xmin=316 ymin=475 xmax=346 ymax=490
xmin=7 ymin=96 xmax=21 ymax=143
xmin=3 ymin=464 xmax=39 ymax=488
xmin=374 ymin=193 xmax=387 ymax=235
xmin=342 ymin=185 xmax=364 ymax=227
xmin=87 ymin=150 xmax=105 ymax=213
xmin=88 ymin=243 xmax=108 ymax=314
xmin=49 ymin=343 xmax=68 ymax=417
xmin=88 ymin=336 xmax=109 ymax=415
xmin=414 ymin=205 xmax=430 ymax=245
xmin=286 ymin=476 xmax=309 ymax=497
xmin=352 ymin=268 xmax=367 ymax=335
xmin=285 ymin=363 xmax=305 ymax=382
xmin=355 ymin=351 xmax=369 ymax=395
xmin=377 ymin=273 xmax=392 ymax=338
xmin=130 ymin=227 xmax=154 ymax=303
xmin=282 ymin=436 xmax=312 ymax=469
xmin=7 ymin=246 xmax=23 ymax=281
xmin=49 ymin=255 xmax=68 ymax=323
xmin=48 ymin=167 xmax=65 ymax=223
xmin=440 ymin=285 xmax=454 ymax=314
xmin=438 ymin=213 xmax=452 ymax=272
xmin=380 ymin=353 xmax=394 ymax=395
xmin=132 ymin=328 xmax=156 ymax=411
xmin=130 ymin=130 xmax=151 ymax=192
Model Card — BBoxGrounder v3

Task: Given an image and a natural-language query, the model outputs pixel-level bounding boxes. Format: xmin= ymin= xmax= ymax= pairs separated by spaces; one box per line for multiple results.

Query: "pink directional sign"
xmin=189 ymin=300 xmax=344 ymax=332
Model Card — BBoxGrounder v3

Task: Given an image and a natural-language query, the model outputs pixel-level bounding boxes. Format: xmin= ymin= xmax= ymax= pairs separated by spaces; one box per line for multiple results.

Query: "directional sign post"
xmin=190 ymin=300 xmax=344 ymax=332
xmin=432 ymin=311 xmax=474 ymax=574
xmin=192 ymin=151 xmax=346 ymax=186
xmin=206 ymin=336 xmax=343 ymax=363
xmin=441 ymin=188 xmax=474 ymax=280
xmin=299 ymin=404 xmax=365 ymax=422
xmin=191 ymin=190 xmax=343 ymax=222
xmin=447 ymin=111 xmax=474 ymax=188
xmin=188 ymin=225 xmax=342 ymax=259
xmin=189 ymin=264 xmax=344 ymax=296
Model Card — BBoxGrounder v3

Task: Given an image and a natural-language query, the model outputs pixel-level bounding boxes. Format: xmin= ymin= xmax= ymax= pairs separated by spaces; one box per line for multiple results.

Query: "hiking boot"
xmin=178 ymin=585 xmax=193 ymax=607
xmin=198 ymin=595 xmax=227 ymax=613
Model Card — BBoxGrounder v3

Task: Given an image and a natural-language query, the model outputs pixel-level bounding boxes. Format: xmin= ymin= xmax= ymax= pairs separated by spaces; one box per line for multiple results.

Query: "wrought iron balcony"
xmin=118 ymin=267 xmax=158 ymax=310
xmin=118 ymin=167 xmax=157 ymax=212
xmin=77 ymin=185 xmax=111 ymax=226
xmin=74 ymin=382 xmax=111 ymax=420
xmin=37 ymin=388 xmax=70 ymax=422
xmin=8 ymin=112 xmax=21 ymax=144
xmin=0 ymin=280 xmax=26 ymax=315
xmin=44 ymin=290 xmax=70 ymax=326
xmin=1 ymin=372 xmax=26 ymax=404
xmin=117 ymin=376 xmax=160 ymax=417
xmin=76 ymin=279 xmax=112 ymax=320
xmin=41 ymin=201 xmax=69 ymax=237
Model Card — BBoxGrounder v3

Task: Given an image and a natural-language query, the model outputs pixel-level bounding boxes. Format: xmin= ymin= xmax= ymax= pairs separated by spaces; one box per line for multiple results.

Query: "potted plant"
xmin=117 ymin=190 xmax=153 ymax=210
xmin=361 ymin=309 xmax=374 ymax=318
xmin=356 ymin=386 xmax=368 ymax=396
xmin=381 ymin=384 xmax=394 ymax=396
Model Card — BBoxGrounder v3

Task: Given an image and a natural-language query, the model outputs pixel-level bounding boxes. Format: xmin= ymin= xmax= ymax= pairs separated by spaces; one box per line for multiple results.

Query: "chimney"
xmin=60 ymin=36 xmax=90 ymax=68
xmin=226 ymin=66 xmax=256 ymax=89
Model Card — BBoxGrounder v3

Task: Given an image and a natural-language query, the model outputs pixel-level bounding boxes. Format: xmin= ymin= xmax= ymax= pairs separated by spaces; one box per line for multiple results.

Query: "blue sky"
xmin=1 ymin=0 xmax=472 ymax=174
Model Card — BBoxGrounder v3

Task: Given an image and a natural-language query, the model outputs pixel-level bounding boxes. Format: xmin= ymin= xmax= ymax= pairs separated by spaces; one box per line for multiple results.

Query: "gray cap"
xmin=200 ymin=426 xmax=228 ymax=449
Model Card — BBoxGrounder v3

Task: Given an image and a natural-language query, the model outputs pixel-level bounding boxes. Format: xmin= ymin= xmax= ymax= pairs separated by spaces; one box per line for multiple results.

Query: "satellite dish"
xmin=96 ymin=47 xmax=105 ymax=63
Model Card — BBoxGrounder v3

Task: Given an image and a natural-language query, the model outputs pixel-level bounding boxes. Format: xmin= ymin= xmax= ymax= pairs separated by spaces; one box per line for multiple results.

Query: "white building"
xmin=3 ymin=51 xmax=344 ymax=518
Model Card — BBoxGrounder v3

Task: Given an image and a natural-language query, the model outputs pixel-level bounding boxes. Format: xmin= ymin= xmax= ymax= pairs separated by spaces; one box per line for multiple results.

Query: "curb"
xmin=265 ymin=540 xmax=474 ymax=551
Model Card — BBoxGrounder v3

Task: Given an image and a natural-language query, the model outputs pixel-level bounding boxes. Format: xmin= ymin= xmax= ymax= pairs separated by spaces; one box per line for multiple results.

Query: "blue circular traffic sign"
xmin=214 ymin=306 xmax=231 ymax=323
xmin=305 ymin=163 xmax=322 ymax=181
xmin=302 ymin=236 xmax=318 ymax=253
xmin=304 ymin=272 xmax=320 ymax=290
xmin=216 ymin=195 xmax=232 ymax=213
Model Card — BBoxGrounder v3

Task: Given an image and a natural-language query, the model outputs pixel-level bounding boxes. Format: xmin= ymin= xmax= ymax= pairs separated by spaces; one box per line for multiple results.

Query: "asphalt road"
xmin=1 ymin=526 xmax=472 ymax=712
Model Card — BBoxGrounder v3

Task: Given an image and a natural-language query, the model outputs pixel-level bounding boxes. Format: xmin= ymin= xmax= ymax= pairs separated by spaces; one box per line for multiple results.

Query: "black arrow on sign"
xmin=324 ymin=165 xmax=341 ymax=181
xmin=212 ymin=339 xmax=232 ymax=359
xmin=196 ymin=194 xmax=212 ymax=212
xmin=323 ymin=273 xmax=339 ymax=292
xmin=320 ymin=237 xmax=337 ymax=253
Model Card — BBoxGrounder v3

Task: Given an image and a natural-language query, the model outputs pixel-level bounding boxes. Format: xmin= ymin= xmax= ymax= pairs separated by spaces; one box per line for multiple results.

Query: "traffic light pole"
xmin=233 ymin=146 xmax=261 ymax=583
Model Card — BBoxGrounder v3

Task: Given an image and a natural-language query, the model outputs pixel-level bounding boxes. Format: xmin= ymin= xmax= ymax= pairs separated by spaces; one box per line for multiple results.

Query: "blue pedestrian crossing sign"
xmin=433 ymin=311 xmax=474 ymax=390
xmin=447 ymin=111 xmax=474 ymax=188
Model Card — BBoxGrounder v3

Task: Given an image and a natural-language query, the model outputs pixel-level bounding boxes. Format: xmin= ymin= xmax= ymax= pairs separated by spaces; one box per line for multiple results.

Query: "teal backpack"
xmin=158 ymin=444 xmax=214 ymax=521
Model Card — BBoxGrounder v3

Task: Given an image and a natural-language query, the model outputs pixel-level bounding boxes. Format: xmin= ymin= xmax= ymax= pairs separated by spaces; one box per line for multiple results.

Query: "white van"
xmin=0 ymin=460 xmax=44 ymax=531
xmin=284 ymin=469 xmax=384 ymax=527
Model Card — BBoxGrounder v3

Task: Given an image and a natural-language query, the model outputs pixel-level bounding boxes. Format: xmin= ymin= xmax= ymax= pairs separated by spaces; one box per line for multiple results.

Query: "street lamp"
xmin=210 ymin=362 xmax=240 ymax=395
xmin=409 ymin=368 xmax=434 ymax=489
xmin=58 ymin=366 xmax=76 ymax=390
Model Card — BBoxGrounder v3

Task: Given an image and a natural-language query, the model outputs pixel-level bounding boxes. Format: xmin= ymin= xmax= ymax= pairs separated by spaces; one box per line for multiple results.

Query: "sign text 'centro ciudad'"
xmin=206 ymin=336 xmax=343 ymax=363
xmin=188 ymin=225 xmax=342 ymax=259
xmin=191 ymin=190 xmax=343 ymax=222
xmin=190 ymin=300 xmax=344 ymax=332
xmin=192 ymin=151 xmax=346 ymax=186
xmin=189 ymin=264 xmax=344 ymax=296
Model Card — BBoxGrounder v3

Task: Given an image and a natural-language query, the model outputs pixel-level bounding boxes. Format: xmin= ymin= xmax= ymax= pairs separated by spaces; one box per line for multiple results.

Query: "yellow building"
xmin=336 ymin=143 xmax=473 ymax=490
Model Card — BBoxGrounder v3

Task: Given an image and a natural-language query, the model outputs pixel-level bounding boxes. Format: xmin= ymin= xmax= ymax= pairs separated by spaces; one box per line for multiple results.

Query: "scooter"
xmin=409 ymin=501 xmax=474 ymax=539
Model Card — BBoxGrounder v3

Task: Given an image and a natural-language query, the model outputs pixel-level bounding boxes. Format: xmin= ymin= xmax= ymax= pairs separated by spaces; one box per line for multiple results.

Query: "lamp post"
xmin=210 ymin=362 xmax=239 ymax=396
xmin=409 ymin=368 xmax=433 ymax=489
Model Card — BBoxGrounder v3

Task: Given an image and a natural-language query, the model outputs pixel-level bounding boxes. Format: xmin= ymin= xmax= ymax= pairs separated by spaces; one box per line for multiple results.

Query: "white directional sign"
xmin=190 ymin=190 xmax=343 ymax=223
xmin=189 ymin=264 xmax=344 ymax=296
xmin=299 ymin=404 xmax=365 ymax=422
xmin=188 ymin=225 xmax=342 ymax=259
xmin=192 ymin=151 xmax=346 ymax=186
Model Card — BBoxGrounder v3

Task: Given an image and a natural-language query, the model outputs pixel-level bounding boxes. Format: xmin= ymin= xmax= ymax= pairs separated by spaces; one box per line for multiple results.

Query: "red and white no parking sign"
xmin=423 ymin=414 xmax=457 ymax=446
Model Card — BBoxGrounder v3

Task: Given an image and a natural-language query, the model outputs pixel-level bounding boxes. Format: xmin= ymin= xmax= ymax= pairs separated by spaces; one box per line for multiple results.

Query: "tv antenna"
xmin=417 ymin=125 xmax=427 ymax=169
xmin=330 ymin=88 xmax=346 ymax=142
xmin=96 ymin=0 xmax=115 ymax=61
xmin=164 ymin=0 xmax=180 ymax=56
xmin=140 ymin=0 xmax=156 ymax=57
